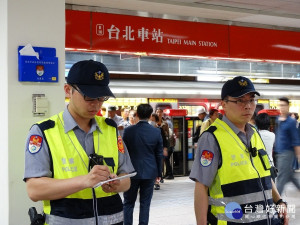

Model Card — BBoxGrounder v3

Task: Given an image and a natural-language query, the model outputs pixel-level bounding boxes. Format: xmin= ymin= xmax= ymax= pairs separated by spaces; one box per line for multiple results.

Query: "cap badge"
xmin=238 ymin=79 xmax=248 ymax=87
xmin=95 ymin=71 xmax=104 ymax=80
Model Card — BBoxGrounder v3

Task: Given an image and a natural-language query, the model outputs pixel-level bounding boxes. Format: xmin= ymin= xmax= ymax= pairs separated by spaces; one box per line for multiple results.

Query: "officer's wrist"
xmin=275 ymin=199 xmax=287 ymax=206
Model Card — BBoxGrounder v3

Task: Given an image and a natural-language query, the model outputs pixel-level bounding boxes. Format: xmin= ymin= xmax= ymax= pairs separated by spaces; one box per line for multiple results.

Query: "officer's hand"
xmin=86 ymin=165 xmax=110 ymax=188
xmin=278 ymin=203 xmax=289 ymax=225
xmin=102 ymin=174 xmax=121 ymax=193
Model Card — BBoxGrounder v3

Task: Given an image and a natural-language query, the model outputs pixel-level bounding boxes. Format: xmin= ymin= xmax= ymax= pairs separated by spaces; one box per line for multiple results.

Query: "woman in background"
xmin=255 ymin=113 xmax=275 ymax=163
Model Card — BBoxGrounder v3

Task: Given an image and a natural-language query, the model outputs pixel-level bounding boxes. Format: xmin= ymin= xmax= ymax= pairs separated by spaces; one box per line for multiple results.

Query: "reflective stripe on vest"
xmin=38 ymin=112 xmax=121 ymax=222
xmin=209 ymin=190 xmax=272 ymax=206
xmin=45 ymin=211 xmax=123 ymax=225
xmin=208 ymin=119 xmax=272 ymax=224
xmin=216 ymin=210 xmax=275 ymax=223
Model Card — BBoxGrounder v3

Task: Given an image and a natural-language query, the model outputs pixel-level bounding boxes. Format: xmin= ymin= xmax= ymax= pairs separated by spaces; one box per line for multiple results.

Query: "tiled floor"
xmin=124 ymin=175 xmax=300 ymax=225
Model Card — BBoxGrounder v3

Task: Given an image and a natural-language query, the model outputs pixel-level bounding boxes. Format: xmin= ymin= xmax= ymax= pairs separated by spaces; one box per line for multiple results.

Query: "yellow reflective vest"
xmin=207 ymin=119 xmax=272 ymax=225
xmin=37 ymin=112 xmax=122 ymax=224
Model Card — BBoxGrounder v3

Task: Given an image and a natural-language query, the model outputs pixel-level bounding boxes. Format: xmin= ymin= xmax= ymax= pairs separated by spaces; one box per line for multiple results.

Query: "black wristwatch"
xmin=275 ymin=199 xmax=287 ymax=207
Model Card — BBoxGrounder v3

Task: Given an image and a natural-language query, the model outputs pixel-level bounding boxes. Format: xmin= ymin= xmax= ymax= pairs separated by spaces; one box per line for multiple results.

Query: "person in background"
xmin=150 ymin=113 xmax=168 ymax=150
xmin=290 ymin=112 xmax=299 ymax=128
xmin=190 ymin=76 xmax=288 ymax=225
xmin=23 ymin=60 xmax=134 ymax=225
xmin=122 ymin=108 xmax=132 ymax=128
xmin=122 ymin=107 xmax=130 ymax=122
xmin=165 ymin=115 xmax=176 ymax=178
xmin=193 ymin=108 xmax=207 ymax=144
xmin=249 ymin=111 xmax=257 ymax=128
xmin=164 ymin=124 xmax=175 ymax=180
xmin=123 ymin=104 xmax=163 ymax=225
xmin=165 ymin=116 xmax=173 ymax=129
xmin=155 ymin=108 xmax=170 ymax=181
xmin=149 ymin=113 xmax=158 ymax=127
xmin=155 ymin=108 xmax=170 ymax=141
xmin=128 ymin=110 xmax=138 ymax=126
xmin=290 ymin=112 xmax=300 ymax=171
xmin=255 ymin=113 xmax=275 ymax=163
xmin=150 ymin=113 xmax=170 ymax=187
xmin=199 ymin=108 xmax=219 ymax=135
xmin=218 ymin=112 xmax=223 ymax=120
xmin=275 ymin=97 xmax=300 ymax=195
xmin=108 ymin=106 xmax=126 ymax=136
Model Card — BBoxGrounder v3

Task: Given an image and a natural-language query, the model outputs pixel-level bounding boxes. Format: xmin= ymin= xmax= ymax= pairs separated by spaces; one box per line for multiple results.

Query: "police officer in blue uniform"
xmin=24 ymin=60 xmax=134 ymax=225
xmin=190 ymin=76 xmax=288 ymax=225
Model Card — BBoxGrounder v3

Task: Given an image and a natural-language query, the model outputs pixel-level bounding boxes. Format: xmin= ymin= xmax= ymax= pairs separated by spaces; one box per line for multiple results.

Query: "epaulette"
xmin=36 ymin=119 xmax=55 ymax=132
xmin=105 ymin=118 xmax=117 ymax=129
xmin=206 ymin=126 xmax=217 ymax=133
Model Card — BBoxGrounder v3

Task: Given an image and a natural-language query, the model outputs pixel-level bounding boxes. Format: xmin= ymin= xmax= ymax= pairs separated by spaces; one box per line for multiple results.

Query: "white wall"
xmin=0 ymin=0 xmax=9 ymax=224
xmin=0 ymin=0 xmax=65 ymax=224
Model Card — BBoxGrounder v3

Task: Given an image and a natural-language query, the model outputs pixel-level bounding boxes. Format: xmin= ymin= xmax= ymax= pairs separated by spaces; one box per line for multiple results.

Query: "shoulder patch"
xmin=28 ymin=135 xmax=43 ymax=154
xmin=105 ymin=118 xmax=117 ymax=129
xmin=117 ymin=136 xmax=125 ymax=154
xmin=200 ymin=150 xmax=214 ymax=167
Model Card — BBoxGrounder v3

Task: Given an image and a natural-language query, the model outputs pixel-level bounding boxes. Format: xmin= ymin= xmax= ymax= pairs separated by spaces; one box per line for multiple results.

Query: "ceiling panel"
xmin=199 ymin=0 xmax=284 ymax=10
xmin=236 ymin=15 xmax=300 ymax=28
xmin=264 ymin=4 xmax=300 ymax=15
xmin=66 ymin=0 xmax=300 ymax=29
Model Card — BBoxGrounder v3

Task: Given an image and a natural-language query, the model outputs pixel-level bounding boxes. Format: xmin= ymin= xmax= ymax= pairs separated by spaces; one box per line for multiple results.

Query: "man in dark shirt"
xmin=123 ymin=104 xmax=163 ymax=225
xmin=275 ymin=97 xmax=300 ymax=195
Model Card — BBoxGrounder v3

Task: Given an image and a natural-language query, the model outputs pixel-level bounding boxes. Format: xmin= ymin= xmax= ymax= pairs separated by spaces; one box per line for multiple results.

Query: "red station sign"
xmin=91 ymin=12 xmax=229 ymax=57
xmin=66 ymin=10 xmax=90 ymax=49
xmin=66 ymin=10 xmax=300 ymax=62
xmin=230 ymin=26 xmax=300 ymax=62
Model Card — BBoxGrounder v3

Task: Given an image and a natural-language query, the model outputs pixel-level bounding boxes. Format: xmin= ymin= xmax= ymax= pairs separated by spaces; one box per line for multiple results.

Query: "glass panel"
xmin=172 ymin=117 xmax=184 ymax=175
xmin=65 ymin=52 xmax=99 ymax=69
xmin=251 ymin=62 xmax=282 ymax=78
xmin=217 ymin=60 xmax=250 ymax=76
xmin=65 ymin=51 xmax=300 ymax=80
xmin=140 ymin=57 xmax=178 ymax=73
xmin=180 ymin=59 xmax=216 ymax=74
xmin=283 ymin=64 xmax=300 ymax=79
xmin=102 ymin=54 xmax=139 ymax=72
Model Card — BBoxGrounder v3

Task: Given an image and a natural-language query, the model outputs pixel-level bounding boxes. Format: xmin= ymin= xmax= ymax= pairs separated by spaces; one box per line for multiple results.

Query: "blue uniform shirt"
xmin=274 ymin=116 xmax=300 ymax=153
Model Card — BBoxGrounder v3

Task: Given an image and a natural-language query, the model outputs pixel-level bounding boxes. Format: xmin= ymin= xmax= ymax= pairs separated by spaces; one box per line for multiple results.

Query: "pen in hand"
xmin=88 ymin=155 xmax=112 ymax=180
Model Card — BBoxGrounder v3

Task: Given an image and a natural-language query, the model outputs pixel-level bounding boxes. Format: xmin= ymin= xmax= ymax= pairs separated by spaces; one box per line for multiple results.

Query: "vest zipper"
xmin=249 ymin=154 xmax=271 ymax=225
